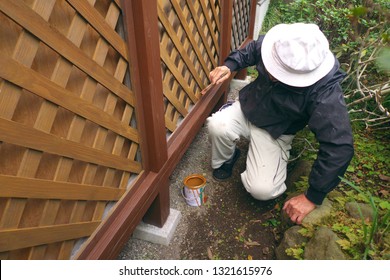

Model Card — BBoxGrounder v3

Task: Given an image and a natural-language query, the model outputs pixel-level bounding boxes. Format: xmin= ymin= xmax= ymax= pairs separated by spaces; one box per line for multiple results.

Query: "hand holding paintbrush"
xmin=201 ymin=66 xmax=231 ymax=95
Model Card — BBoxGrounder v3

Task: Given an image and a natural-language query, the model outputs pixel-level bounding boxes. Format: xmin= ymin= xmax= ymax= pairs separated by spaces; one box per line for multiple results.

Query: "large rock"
xmin=275 ymin=226 xmax=308 ymax=260
xmin=345 ymin=202 xmax=374 ymax=222
xmin=304 ymin=227 xmax=347 ymax=260
xmin=302 ymin=198 xmax=333 ymax=225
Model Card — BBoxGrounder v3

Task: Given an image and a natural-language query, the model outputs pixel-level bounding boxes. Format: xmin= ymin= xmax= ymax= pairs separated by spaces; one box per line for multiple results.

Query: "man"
xmin=206 ymin=23 xmax=354 ymax=224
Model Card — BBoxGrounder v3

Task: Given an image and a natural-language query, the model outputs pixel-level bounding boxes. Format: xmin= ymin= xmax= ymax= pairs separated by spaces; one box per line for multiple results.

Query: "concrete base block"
xmin=132 ymin=209 xmax=181 ymax=246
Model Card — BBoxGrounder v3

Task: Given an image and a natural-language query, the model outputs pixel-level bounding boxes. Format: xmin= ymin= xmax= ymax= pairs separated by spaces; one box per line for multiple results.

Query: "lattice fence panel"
xmin=231 ymin=0 xmax=251 ymax=50
xmin=0 ymin=0 xmax=141 ymax=260
xmin=158 ymin=0 xmax=221 ymax=134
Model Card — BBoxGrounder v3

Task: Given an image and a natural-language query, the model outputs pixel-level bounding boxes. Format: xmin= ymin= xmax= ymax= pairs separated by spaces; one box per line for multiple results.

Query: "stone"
xmin=275 ymin=226 xmax=308 ymax=260
xmin=345 ymin=202 xmax=374 ymax=222
xmin=281 ymin=196 xmax=333 ymax=227
xmin=302 ymin=198 xmax=333 ymax=225
xmin=327 ymin=189 xmax=344 ymax=200
xmin=304 ymin=226 xmax=347 ymax=260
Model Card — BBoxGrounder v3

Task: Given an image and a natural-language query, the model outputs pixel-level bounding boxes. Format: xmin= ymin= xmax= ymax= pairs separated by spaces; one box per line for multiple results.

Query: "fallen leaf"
xmin=262 ymin=247 xmax=270 ymax=255
xmin=247 ymin=255 xmax=253 ymax=260
xmin=379 ymin=174 xmax=390 ymax=182
xmin=207 ymin=247 xmax=213 ymax=260
xmin=262 ymin=212 xmax=274 ymax=219
xmin=244 ymin=240 xmax=260 ymax=246
xmin=379 ymin=189 xmax=389 ymax=197
xmin=238 ymin=225 xmax=247 ymax=238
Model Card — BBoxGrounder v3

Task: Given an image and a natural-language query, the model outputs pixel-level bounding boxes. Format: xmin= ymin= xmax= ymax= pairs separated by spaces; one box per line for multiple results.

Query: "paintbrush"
xmin=201 ymin=70 xmax=229 ymax=95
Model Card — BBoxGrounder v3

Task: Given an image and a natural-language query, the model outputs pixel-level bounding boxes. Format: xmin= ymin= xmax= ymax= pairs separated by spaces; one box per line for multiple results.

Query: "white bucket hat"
xmin=261 ymin=23 xmax=335 ymax=87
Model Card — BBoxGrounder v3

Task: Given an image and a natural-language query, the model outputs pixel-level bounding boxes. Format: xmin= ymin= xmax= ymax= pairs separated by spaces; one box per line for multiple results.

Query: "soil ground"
xmin=118 ymin=80 xmax=287 ymax=260
xmin=177 ymin=137 xmax=285 ymax=260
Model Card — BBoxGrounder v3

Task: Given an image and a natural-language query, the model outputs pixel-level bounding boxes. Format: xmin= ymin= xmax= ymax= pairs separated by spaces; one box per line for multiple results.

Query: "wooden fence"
xmin=0 ymin=0 xmax=257 ymax=259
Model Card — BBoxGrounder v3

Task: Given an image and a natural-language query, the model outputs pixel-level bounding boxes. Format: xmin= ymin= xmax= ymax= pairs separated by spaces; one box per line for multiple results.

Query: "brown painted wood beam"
xmin=122 ymin=0 xmax=170 ymax=228
xmin=248 ymin=0 xmax=258 ymax=40
xmin=219 ymin=0 xmax=233 ymax=65
xmin=124 ymin=0 xmax=167 ymax=173
xmin=216 ymin=0 xmax=233 ymax=108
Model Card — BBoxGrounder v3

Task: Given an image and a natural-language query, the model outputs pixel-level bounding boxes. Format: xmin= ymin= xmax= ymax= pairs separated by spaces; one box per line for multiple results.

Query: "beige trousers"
xmin=206 ymin=101 xmax=294 ymax=200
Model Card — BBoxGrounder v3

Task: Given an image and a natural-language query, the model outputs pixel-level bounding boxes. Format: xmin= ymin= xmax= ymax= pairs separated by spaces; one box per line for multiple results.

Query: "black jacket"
xmin=224 ymin=36 xmax=354 ymax=205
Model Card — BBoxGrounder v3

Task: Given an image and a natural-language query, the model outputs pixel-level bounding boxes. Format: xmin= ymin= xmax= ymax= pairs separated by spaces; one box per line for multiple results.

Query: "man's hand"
xmin=209 ymin=66 xmax=231 ymax=85
xmin=201 ymin=66 xmax=231 ymax=95
xmin=283 ymin=194 xmax=316 ymax=224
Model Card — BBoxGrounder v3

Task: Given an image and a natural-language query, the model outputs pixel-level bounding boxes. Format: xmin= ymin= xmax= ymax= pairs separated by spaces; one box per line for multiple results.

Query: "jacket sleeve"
xmin=306 ymin=83 xmax=354 ymax=205
xmin=223 ymin=36 xmax=264 ymax=71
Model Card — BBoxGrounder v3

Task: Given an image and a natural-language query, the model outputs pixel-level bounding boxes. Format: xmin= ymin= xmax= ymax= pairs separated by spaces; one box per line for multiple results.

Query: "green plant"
xmin=263 ymin=0 xmax=362 ymax=49
xmin=262 ymin=218 xmax=280 ymax=227
xmin=285 ymin=244 xmax=305 ymax=260
xmin=289 ymin=127 xmax=318 ymax=163
xmin=247 ymin=66 xmax=258 ymax=80
xmin=262 ymin=0 xmax=390 ymax=130
xmin=340 ymin=177 xmax=390 ymax=259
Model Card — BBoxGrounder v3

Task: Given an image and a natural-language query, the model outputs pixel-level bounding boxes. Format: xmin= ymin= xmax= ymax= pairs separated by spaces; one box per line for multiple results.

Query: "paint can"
xmin=182 ymin=174 xmax=207 ymax=207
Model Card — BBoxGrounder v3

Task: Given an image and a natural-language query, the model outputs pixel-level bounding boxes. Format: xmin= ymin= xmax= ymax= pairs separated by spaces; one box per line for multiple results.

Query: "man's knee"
xmin=241 ymin=174 xmax=285 ymax=200
xmin=249 ymin=184 xmax=278 ymax=200
xmin=206 ymin=116 xmax=232 ymax=140
xmin=207 ymin=116 xmax=222 ymax=135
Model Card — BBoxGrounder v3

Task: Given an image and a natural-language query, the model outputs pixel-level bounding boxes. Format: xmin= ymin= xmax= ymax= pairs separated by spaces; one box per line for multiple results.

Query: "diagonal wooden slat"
xmin=231 ymin=0 xmax=251 ymax=50
xmin=157 ymin=3 xmax=205 ymax=90
xmin=162 ymin=82 xmax=188 ymax=117
xmin=0 ymin=118 xmax=142 ymax=173
xmin=113 ymin=0 xmax=121 ymax=9
xmin=208 ymin=0 xmax=220 ymax=33
xmin=0 ymin=175 xmax=126 ymax=201
xmin=0 ymin=221 xmax=100 ymax=252
xmin=0 ymin=54 xmax=139 ymax=143
xmin=198 ymin=0 xmax=219 ymax=54
xmin=0 ymin=0 xmax=135 ymax=107
xmin=66 ymin=0 xmax=128 ymax=60
xmin=0 ymin=0 xmax=56 ymax=119
xmin=165 ymin=114 xmax=177 ymax=133
xmin=185 ymin=0 xmax=217 ymax=68
xmin=160 ymin=52 xmax=198 ymax=104
xmin=165 ymin=0 xmax=212 ymax=80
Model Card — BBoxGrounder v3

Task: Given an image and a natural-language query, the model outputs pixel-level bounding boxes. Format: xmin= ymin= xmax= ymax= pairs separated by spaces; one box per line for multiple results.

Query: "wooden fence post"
xmin=121 ymin=0 xmax=169 ymax=227
xmin=214 ymin=0 xmax=234 ymax=109
xmin=248 ymin=0 xmax=258 ymax=39
xmin=219 ymin=0 xmax=233 ymax=65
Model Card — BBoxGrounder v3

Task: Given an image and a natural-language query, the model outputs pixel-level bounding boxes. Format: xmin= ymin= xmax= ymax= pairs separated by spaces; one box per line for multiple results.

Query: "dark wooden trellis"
xmin=0 ymin=0 xmax=257 ymax=259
